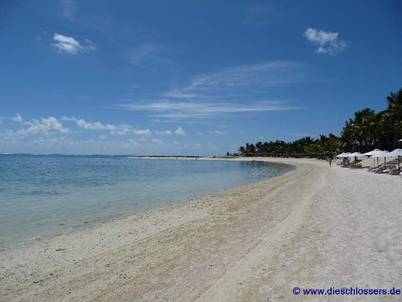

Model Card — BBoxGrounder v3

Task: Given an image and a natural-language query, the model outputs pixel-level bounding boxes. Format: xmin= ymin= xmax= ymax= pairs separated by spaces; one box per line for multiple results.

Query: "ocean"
xmin=0 ymin=155 xmax=294 ymax=248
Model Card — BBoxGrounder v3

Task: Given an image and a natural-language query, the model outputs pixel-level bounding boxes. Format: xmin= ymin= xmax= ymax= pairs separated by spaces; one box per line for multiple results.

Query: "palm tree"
xmin=386 ymin=89 xmax=402 ymax=147
xmin=255 ymin=141 xmax=263 ymax=154
xmin=341 ymin=108 xmax=378 ymax=152
xmin=233 ymin=88 xmax=402 ymax=157
xmin=387 ymin=89 xmax=402 ymax=119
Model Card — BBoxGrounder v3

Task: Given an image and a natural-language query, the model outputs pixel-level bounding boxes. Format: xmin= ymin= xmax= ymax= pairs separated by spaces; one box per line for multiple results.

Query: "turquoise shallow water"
xmin=0 ymin=155 xmax=294 ymax=248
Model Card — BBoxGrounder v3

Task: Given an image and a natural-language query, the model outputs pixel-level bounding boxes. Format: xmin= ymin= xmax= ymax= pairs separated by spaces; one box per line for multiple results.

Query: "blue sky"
xmin=0 ymin=0 xmax=401 ymax=155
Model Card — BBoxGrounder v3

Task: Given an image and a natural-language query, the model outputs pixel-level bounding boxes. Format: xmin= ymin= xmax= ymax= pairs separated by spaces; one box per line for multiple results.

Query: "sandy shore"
xmin=1 ymin=158 xmax=402 ymax=301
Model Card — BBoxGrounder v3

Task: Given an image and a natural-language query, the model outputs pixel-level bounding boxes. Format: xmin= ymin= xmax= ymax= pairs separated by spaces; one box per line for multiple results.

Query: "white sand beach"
xmin=1 ymin=158 xmax=402 ymax=301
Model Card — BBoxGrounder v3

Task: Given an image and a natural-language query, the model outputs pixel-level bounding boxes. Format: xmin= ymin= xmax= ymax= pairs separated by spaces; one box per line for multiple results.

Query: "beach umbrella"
xmin=386 ymin=149 xmax=402 ymax=170
xmin=364 ymin=149 xmax=381 ymax=166
xmin=347 ymin=152 xmax=363 ymax=164
xmin=370 ymin=150 xmax=389 ymax=157
xmin=363 ymin=149 xmax=381 ymax=156
xmin=387 ymin=149 xmax=402 ymax=156
xmin=348 ymin=152 xmax=363 ymax=157
xmin=364 ymin=150 xmax=389 ymax=167
xmin=371 ymin=150 xmax=390 ymax=167
xmin=336 ymin=152 xmax=351 ymax=166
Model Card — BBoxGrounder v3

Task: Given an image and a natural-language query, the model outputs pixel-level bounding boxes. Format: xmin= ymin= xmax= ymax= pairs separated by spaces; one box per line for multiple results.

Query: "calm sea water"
xmin=0 ymin=155 xmax=294 ymax=248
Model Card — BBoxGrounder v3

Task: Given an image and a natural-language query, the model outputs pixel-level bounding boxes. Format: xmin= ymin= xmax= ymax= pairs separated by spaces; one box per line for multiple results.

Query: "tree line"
xmin=232 ymin=88 xmax=402 ymax=158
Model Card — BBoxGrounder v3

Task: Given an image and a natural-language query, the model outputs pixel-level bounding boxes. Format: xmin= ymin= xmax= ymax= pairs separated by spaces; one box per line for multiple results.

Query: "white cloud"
xmin=63 ymin=117 xmax=116 ymax=131
xmin=304 ymin=27 xmax=347 ymax=55
xmin=18 ymin=117 xmax=70 ymax=136
xmin=156 ymin=130 xmax=173 ymax=136
xmin=174 ymin=127 xmax=186 ymax=136
xmin=52 ymin=34 xmax=81 ymax=54
xmin=132 ymin=129 xmax=151 ymax=136
xmin=13 ymin=113 xmax=23 ymax=123
xmin=52 ymin=33 xmax=95 ymax=55
xmin=62 ymin=117 xmax=151 ymax=136
xmin=155 ymin=128 xmax=188 ymax=136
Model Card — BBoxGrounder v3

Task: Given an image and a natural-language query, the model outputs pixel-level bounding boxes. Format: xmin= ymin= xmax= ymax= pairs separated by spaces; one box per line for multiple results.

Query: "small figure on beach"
xmin=328 ymin=157 xmax=333 ymax=167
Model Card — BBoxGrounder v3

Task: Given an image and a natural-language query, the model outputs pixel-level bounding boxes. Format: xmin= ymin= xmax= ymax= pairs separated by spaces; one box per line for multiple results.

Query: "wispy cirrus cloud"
xmin=52 ymin=33 xmax=95 ymax=55
xmin=118 ymin=61 xmax=305 ymax=120
xmin=119 ymin=101 xmax=301 ymax=119
xmin=178 ymin=61 xmax=307 ymax=95
xmin=304 ymin=27 xmax=348 ymax=55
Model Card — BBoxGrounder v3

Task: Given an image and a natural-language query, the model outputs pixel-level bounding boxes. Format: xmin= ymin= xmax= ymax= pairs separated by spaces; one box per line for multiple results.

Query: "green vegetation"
xmin=234 ymin=88 xmax=402 ymax=158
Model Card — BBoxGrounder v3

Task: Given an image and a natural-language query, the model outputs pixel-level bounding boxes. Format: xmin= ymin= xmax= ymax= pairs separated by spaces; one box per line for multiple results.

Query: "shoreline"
xmin=1 ymin=157 xmax=402 ymax=301
xmin=0 ymin=158 xmax=294 ymax=251
xmin=0 ymin=158 xmax=296 ymax=252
